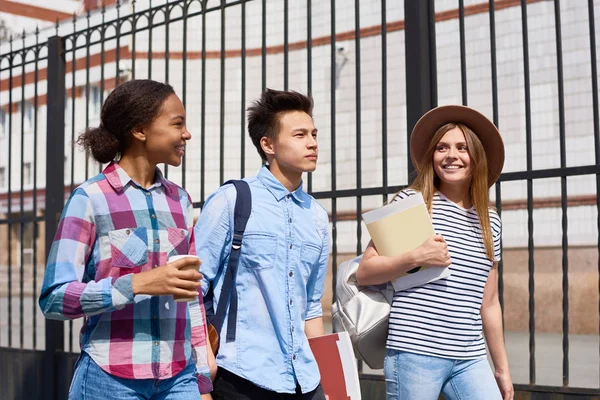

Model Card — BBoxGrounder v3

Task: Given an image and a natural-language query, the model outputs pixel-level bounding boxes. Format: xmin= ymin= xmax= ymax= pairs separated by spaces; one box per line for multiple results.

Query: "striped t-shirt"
xmin=386 ymin=189 xmax=501 ymax=360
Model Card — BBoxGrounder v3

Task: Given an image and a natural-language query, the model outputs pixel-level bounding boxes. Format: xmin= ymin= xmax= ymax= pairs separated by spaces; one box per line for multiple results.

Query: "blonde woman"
xmin=356 ymin=106 xmax=514 ymax=400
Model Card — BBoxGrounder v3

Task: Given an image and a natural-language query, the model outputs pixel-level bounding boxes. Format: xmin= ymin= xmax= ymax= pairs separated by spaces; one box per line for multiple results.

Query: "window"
xmin=0 ymin=108 xmax=6 ymax=135
xmin=0 ymin=167 xmax=5 ymax=188
xmin=90 ymin=86 xmax=102 ymax=119
xmin=18 ymin=101 xmax=34 ymax=132
xmin=23 ymin=162 xmax=31 ymax=186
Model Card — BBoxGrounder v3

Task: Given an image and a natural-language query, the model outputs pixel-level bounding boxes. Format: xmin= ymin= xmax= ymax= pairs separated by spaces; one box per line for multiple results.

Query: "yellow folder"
xmin=362 ymin=192 xmax=450 ymax=291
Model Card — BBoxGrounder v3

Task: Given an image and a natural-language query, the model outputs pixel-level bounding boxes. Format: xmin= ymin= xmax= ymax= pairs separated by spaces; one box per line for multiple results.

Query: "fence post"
xmin=404 ymin=0 xmax=437 ymax=182
xmin=43 ymin=35 xmax=66 ymax=400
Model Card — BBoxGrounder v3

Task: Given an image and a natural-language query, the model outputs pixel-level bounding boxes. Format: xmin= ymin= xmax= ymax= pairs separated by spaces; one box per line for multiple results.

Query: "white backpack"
xmin=331 ymin=255 xmax=394 ymax=369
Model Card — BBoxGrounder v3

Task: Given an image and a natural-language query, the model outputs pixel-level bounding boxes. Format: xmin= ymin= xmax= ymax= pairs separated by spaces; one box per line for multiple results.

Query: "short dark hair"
xmin=77 ymin=79 xmax=175 ymax=163
xmin=247 ymin=89 xmax=314 ymax=161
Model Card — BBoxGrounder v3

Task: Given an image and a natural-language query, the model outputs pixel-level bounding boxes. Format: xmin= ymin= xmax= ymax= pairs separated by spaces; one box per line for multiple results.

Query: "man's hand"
xmin=131 ymin=256 xmax=203 ymax=298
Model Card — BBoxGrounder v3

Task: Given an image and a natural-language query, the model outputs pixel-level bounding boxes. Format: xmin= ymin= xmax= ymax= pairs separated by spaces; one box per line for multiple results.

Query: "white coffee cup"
xmin=167 ymin=254 xmax=201 ymax=302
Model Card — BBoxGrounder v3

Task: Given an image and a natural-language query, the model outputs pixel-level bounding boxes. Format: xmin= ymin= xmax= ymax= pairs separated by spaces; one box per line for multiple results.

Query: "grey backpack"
xmin=331 ymin=255 xmax=394 ymax=370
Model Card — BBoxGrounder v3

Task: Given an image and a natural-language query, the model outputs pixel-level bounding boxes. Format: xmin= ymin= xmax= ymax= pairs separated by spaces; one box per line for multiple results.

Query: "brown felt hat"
xmin=410 ymin=105 xmax=505 ymax=187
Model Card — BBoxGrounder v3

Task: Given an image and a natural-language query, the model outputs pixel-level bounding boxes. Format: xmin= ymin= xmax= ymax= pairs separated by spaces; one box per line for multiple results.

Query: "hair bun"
xmin=77 ymin=126 xmax=119 ymax=164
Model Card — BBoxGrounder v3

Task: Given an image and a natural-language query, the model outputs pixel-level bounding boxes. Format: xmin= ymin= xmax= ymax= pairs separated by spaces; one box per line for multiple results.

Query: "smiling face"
xmin=432 ymin=126 xmax=473 ymax=190
xmin=143 ymin=94 xmax=191 ymax=167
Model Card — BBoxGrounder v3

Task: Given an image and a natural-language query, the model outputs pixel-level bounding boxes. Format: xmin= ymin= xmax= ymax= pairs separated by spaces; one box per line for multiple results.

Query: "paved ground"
xmin=1 ymin=296 xmax=598 ymax=389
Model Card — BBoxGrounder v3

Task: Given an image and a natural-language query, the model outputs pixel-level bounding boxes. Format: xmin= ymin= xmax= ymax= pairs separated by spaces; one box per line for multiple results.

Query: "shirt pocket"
xmin=240 ymin=232 xmax=277 ymax=271
xmin=300 ymin=242 xmax=322 ymax=279
xmin=108 ymin=227 xmax=148 ymax=269
xmin=166 ymin=227 xmax=190 ymax=258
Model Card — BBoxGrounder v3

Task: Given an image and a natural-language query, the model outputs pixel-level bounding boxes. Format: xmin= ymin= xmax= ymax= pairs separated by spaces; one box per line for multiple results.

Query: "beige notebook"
xmin=362 ymin=192 xmax=451 ymax=291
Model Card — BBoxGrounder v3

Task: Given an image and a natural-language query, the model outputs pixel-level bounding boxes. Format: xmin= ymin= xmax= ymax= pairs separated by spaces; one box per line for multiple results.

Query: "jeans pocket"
xmin=69 ymin=352 xmax=90 ymax=399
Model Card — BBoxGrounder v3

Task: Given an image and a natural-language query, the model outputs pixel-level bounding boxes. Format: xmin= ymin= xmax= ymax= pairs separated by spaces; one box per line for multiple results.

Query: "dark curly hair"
xmin=247 ymin=89 xmax=314 ymax=161
xmin=77 ymin=79 xmax=175 ymax=163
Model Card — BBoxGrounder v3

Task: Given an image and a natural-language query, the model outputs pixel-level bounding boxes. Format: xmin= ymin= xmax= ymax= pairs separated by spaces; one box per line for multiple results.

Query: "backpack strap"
xmin=211 ymin=180 xmax=252 ymax=343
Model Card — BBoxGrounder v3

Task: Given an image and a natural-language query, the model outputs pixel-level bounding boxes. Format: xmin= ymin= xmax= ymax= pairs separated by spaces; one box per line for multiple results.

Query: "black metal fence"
xmin=0 ymin=0 xmax=599 ymax=399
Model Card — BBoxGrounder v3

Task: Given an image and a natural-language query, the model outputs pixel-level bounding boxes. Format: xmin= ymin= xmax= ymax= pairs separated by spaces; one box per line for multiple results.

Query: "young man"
xmin=194 ymin=89 xmax=329 ymax=399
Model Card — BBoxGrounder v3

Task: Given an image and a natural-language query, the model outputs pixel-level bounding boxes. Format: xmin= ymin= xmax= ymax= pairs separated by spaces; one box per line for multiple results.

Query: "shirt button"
xmin=289 ymin=218 xmax=292 ymax=223
xmin=155 ymin=239 xmax=159 ymax=244
xmin=292 ymin=354 xmax=297 ymax=360
xmin=125 ymin=229 xmax=130 ymax=235
xmin=151 ymin=214 xmax=156 ymax=219
xmin=289 ymin=299 xmax=293 ymax=305
xmin=287 ymin=194 xmax=290 ymax=199
xmin=153 ymin=315 xmax=158 ymax=320
xmin=289 ymin=271 xmax=293 ymax=277
xmin=291 ymin=326 xmax=294 ymax=332
xmin=289 ymin=244 xmax=293 ymax=249
xmin=154 ymin=341 xmax=159 ymax=346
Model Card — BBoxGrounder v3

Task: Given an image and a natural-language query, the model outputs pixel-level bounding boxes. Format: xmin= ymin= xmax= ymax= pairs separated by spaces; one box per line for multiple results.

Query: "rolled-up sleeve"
xmin=305 ymin=211 xmax=330 ymax=320
xmin=39 ymin=188 xmax=134 ymax=320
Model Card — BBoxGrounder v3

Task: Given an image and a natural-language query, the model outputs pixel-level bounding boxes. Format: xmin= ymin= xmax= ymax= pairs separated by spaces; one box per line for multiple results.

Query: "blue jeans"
xmin=384 ymin=349 xmax=502 ymax=400
xmin=69 ymin=351 xmax=201 ymax=400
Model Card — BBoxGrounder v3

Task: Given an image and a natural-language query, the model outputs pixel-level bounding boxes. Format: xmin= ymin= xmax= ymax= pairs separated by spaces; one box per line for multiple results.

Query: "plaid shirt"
xmin=39 ymin=162 xmax=212 ymax=393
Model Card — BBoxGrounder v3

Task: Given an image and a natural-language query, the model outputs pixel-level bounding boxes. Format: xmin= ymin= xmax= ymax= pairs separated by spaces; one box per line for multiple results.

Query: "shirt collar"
xmin=256 ymin=165 xmax=310 ymax=203
xmin=103 ymin=161 xmax=172 ymax=194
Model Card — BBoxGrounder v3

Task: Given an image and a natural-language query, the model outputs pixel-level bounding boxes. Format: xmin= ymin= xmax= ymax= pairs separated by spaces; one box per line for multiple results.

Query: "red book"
xmin=308 ymin=331 xmax=361 ymax=400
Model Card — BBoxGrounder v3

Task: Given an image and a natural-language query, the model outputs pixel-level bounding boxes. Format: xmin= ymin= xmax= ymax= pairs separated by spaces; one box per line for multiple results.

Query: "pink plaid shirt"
xmin=39 ymin=162 xmax=212 ymax=393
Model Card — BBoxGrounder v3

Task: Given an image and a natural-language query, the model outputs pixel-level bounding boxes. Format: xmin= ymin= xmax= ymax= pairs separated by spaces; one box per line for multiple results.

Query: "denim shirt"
xmin=194 ymin=166 xmax=330 ymax=393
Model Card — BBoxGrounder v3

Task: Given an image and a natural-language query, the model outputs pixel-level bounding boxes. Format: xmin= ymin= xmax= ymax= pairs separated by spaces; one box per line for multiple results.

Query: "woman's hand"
xmin=412 ymin=235 xmax=451 ymax=268
xmin=131 ymin=256 xmax=203 ymax=298
xmin=494 ymin=370 xmax=514 ymax=400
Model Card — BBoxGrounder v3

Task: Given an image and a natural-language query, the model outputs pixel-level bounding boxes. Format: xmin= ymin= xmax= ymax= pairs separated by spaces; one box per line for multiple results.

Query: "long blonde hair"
xmin=409 ymin=122 xmax=494 ymax=260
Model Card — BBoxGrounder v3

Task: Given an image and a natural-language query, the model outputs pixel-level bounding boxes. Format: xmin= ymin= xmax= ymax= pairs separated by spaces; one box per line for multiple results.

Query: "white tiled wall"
xmin=1 ymin=0 xmax=600 ymax=251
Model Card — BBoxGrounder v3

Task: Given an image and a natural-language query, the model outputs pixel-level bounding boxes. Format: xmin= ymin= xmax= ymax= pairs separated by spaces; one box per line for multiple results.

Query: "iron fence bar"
xmin=551 ymin=0 xmax=569 ymax=386
xmin=587 ymin=0 xmax=600 ymax=388
xmin=306 ymin=0 xmax=313 ymax=193
xmin=148 ymin=1 xmax=154 ymax=79
xmin=354 ymin=0 xmax=362 ymax=257
xmin=404 ymin=0 xmax=436 ymax=183
xmin=489 ymin=0 xmax=503 ymax=317
xmin=32 ymin=32 xmax=41 ymax=351
xmin=495 ymin=183 xmax=504 ymax=321
xmin=19 ymin=38 xmax=26 ymax=351
xmin=261 ymin=0 xmax=267 ymax=92
xmin=100 ymin=7 xmax=107 ymax=175
xmin=116 ymin=1 xmax=121 ymax=84
xmin=520 ymin=0 xmax=536 ymax=384
xmin=132 ymin=0 xmax=137 ymax=79
xmin=164 ymin=1 xmax=170 ymax=178
xmin=8 ymin=37 xmax=13 ymax=349
xmin=354 ymin=0 xmax=363 ymax=373
xmin=284 ymin=0 xmax=289 ymax=91
xmin=0 ymin=56 xmax=49 ymax=72
xmin=84 ymin=11 xmax=91 ymax=189
xmin=44 ymin=35 xmax=66 ymax=400
xmin=219 ymin=0 xmax=226 ymax=184
xmin=0 ymin=216 xmax=44 ymax=225
xmin=200 ymin=0 xmax=207 ymax=201
xmin=181 ymin=1 xmax=188 ymax=187
xmin=241 ymin=0 xmax=247 ymax=178
xmin=381 ymin=0 xmax=388 ymax=202
xmin=330 ymin=0 xmax=338 ymax=303
xmin=458 ymin=0 xmax=467 ymax=105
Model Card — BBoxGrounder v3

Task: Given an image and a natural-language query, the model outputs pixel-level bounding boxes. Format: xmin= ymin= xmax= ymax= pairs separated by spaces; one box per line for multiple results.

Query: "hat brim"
xmin=410 ymin=105 xmax=505 ymax=188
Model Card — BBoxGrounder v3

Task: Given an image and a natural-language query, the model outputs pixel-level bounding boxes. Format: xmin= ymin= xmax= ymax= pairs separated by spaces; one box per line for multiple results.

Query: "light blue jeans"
xmin=384 ymin=349 xmax=502 ymax=400
xmin=69 ymin=351 xmax=201 ymax=400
